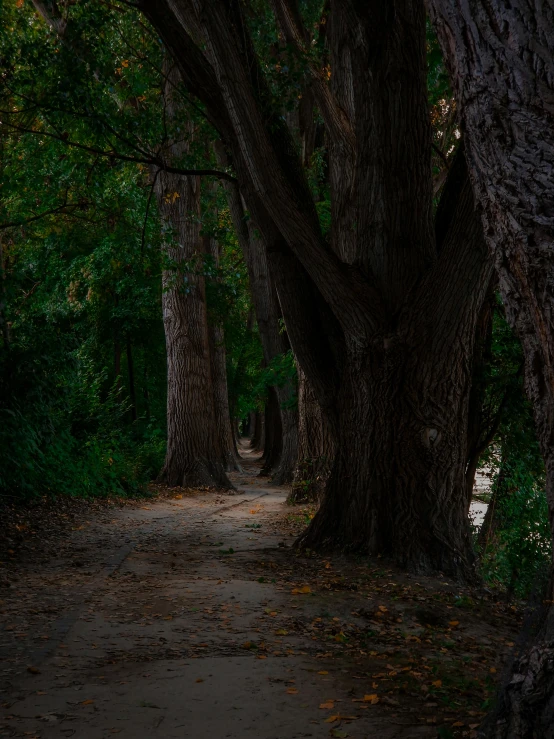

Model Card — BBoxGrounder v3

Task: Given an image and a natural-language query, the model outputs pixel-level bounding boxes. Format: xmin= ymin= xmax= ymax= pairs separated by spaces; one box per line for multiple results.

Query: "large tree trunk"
xmin=142 ymin=0 xmax=492 ymax=573
xmin=425 ymin=1 xmax=554 ymax=732
xmin=290 ymin=366 xmax=334 ymax=503
xmin=154 ymin=65 xmax=231 ymax=488
xmin=156 ymin=171 xmax=230 ymax=488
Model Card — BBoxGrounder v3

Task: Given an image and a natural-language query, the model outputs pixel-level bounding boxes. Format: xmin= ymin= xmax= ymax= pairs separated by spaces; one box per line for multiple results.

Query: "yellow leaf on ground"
xmin=80 ymin=699 xmax=94 ymax=705
xmin=449 ymin=620 xmax=460 ymax=627
xmin=325 ymin=715 xmax=339 ymax=723
xmin=320 ymin=701 xmax=335 ymax=709
xmin=286 ymin=688 xmax=298 ymax=694
xmin=318 ymin=670 xmax=329 ymax=675
xmin=292 ymin=585 xmax=312 ymax=594
xmin=363 ymin=694 xmax=379 ymax=704
xmin=432 ymin=680 xmax=442 ymax=688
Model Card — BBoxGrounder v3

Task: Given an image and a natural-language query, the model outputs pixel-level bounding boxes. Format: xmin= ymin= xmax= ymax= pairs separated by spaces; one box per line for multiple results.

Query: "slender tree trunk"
xmin=126 ymin=339 xmax=137 ymax=422
xmin=426 ymin=2 xmax=554 ymax=733
xmin=260 ymin=387 xmax=282 ymax=476
xmin=205 ymin=234 xmax=241 ymax=472
xmin=250 ymin=411 xmax=265 ymax=452
xmin=290 ymin=366 xmax=334 ymax=503
xmin=0 ymin=237 xmax=10 ymax=350
xmin=142 ymin=360 xmax=151 ymax=422
xmin=114 ymin=338 xmax=122 ymax=396
xmin=215 ymin=143 xmax=298 ymax=483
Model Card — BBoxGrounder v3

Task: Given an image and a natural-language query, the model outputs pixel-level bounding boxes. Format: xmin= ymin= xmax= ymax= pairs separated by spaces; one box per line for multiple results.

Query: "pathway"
xmin=1 ymin=450 xmax=520 ymax=738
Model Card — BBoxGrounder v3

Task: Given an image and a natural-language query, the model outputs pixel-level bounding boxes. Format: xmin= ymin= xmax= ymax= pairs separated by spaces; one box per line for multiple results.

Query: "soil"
xmin=0 ymin=447 xmax=522 ymax=739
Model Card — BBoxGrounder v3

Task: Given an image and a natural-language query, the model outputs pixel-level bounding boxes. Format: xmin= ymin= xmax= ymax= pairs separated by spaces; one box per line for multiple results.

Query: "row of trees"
xmin=2 ymin=1 xmax=554 ymax=734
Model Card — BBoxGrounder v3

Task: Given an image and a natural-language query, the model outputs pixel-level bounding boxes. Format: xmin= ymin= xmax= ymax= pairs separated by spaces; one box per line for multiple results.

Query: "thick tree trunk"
xmin=141 ymin=0 xmax=492 ymax=573
xmin=298 ymin=311 xmax=482 ymax=575
xmin=156 ymin=172 xmax=230 ymax=488
xmin=426 ymin=2 xmax=554 ymax=731
xmin=290 ymin=366 xmax=334 ymax=503
xmin=154 ymin=64 xmax=231 ymax=489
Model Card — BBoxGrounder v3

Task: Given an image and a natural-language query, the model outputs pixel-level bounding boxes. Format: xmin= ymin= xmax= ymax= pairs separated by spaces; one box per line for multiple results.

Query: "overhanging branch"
xmin=0 ymin=120 xmax=237 ymax=182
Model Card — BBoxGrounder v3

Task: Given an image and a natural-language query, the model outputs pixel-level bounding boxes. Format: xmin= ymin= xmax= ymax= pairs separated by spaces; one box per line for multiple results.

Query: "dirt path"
xmin=1 ymin=451 xmax=521 ymax=739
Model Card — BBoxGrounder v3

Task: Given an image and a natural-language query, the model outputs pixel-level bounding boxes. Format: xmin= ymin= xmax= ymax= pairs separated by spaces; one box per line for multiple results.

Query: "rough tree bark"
xmin=204 ymin=233 xmax=241 ymax=472
xmin=215 ymin=144 xmax=298 ymax=484
xmin=154 ymin=67 xmax=231 ymax=489
xmin=141 ymin=0 xmax=492 ymax=575
xmin=425 ymin=1 xmax=554 ymax=733
xmin=29 ymin=0 xmax=233 ymax=489
xmin=156 ymin=169 xmax=230 ymax=488
xmin=290 ymin=365 xmax=335 ymax=503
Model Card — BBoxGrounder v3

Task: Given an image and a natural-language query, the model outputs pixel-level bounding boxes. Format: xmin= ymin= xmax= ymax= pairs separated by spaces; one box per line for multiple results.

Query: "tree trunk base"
xmin=157 ymin=459 xmax=233 ymax=490
xmin=294 ymin=456 xmax=475 ymax=580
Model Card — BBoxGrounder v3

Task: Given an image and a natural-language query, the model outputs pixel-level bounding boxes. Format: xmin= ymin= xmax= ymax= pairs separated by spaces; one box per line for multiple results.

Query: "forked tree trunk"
xmin=290 ymin=366 xmax=334 ymax=503
xmin=141 ymin=0 xmax=492 ymax=573
xmin=298 ymin=264 xmax=488 ymax=574
xmin=426 ymin=1 xmax=554 ymax=733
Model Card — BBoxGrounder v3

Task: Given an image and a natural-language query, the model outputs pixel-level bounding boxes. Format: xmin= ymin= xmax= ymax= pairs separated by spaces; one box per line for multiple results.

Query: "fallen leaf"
xmin=363 ymin=694 xmax=379 ymax=704
xmin=432 ymin=680 xmax=442 ymax=688
xmin=286 ymin=688 xmax=298 ymax=694
xmin=325 ymin=715 xmax=339 ymax=723
xmin=320 ymin=701 xmax=335 ymax=709
xmin=449 ymin=620 xmax=460 ymax=627
xmin=291 ymin=585 xmax=312 ymax=595
xmin=195 ymin=678 xmax=204 ymax=683
xmin=318 ymin=670 xmax=329 ymax=675
xmin=80 ymin=699 xmax=94 ymax=705
xmin=27 ymin=667 xmax=41 ymax=675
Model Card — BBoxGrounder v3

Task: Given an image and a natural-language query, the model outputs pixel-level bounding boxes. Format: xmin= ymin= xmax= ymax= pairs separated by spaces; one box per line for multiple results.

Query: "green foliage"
xmin=476 ymin=305 xmax=550 ymax=598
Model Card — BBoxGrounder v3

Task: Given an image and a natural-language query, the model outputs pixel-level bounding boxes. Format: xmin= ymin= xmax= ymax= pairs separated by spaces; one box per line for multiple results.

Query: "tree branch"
xmin=0 ymin=120 xmax=237 ymax=181
xmin=0 ymin=201 xmax=84 ymax=231
xmin=270 ymin=0 xmax=355 ymax=154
